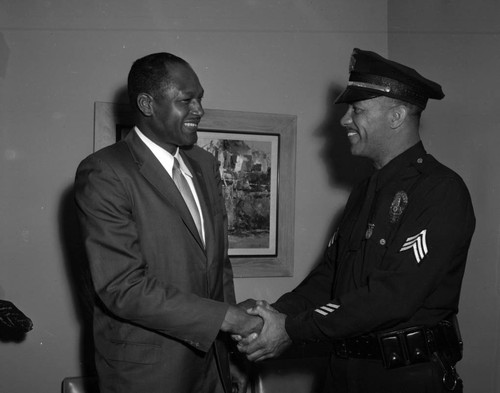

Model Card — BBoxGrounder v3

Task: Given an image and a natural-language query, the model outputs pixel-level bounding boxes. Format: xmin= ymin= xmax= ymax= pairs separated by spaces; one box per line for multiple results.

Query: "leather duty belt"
xmin=333 ymin=319 xmax=462 ymax=370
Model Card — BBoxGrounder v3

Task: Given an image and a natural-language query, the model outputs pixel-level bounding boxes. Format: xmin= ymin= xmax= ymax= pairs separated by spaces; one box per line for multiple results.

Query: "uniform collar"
xmin=375 ymin=141 xmax=427 ymax=190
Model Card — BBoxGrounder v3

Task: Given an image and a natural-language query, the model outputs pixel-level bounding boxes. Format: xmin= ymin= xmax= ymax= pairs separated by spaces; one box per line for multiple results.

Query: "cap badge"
xmin=389 ymin=191 xmax=408 ymax=223
xmin=349 ymin=54 xmax=356 ymax=72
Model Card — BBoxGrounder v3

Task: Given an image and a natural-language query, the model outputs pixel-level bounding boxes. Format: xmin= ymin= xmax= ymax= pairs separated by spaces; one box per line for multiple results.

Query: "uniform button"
xmin=379 ymin=239 xmax=386 ymax=246
xmin=417 ymin=158 xmax=423 ymax=164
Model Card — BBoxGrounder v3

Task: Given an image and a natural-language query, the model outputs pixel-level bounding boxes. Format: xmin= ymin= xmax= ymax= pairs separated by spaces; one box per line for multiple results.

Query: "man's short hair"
xmin=127 ymin=52 xmax=190 ymax=110
xmin=385 ymin=97 xmax=423 ymax=118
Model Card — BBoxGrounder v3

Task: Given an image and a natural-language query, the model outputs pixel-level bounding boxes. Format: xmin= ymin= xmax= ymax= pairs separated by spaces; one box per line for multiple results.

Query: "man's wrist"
xmin=221 ymin=305 xmax=240 ymax=332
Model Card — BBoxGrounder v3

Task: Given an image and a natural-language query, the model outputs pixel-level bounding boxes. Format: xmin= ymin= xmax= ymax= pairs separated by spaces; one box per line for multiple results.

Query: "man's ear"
xmin=137 ymin=93 xmax=154 ymax=117
xmin=389 ymin=105 xmax=408 ymax=129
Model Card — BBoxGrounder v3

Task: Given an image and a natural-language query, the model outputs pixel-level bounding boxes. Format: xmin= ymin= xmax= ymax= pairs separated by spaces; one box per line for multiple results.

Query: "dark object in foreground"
xmin=0 ymin=299 xmax=33 ymax=332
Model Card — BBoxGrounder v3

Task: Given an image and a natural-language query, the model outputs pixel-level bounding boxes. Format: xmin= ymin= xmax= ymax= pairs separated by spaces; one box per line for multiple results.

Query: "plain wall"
xmin=0 ymin=1 xmax=386 ymax=392
xmin=388 ymin=2 xmax=500 ymax=392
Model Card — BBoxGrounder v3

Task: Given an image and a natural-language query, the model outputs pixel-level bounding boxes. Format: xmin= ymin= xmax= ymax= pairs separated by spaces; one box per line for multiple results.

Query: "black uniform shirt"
xmin=275 ymin=142 xmax=475 ymax=342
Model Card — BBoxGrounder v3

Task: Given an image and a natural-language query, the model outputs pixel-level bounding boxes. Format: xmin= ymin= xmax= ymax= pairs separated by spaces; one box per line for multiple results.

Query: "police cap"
xmin=335 ymin=48 xmax=444 ymax=109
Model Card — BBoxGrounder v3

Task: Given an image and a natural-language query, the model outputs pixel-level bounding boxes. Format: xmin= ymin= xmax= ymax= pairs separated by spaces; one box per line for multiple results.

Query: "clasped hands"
xmin=223 ymin=299 xmax=291 ymax=362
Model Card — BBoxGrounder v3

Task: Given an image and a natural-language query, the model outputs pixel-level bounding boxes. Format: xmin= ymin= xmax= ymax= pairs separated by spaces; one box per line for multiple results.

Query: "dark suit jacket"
xmin=75 ymin=130 xmax=235 ymax=393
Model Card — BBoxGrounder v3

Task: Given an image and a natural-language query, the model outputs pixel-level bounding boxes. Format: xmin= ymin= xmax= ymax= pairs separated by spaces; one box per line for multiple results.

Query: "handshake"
xmin=221 ymin=299 xmax=292 ymax=362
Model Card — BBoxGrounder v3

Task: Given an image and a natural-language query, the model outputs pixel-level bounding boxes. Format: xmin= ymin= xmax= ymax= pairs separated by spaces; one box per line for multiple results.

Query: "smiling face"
xmin=340 ymin=96 xmax=396 ymax=169
xmin=139 ymin=63 xmax=205 ymax=154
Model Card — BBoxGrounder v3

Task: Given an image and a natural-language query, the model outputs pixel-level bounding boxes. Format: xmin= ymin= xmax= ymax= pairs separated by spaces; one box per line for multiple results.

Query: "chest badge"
xmin=389 ymin=191 xmax=408 ymax=223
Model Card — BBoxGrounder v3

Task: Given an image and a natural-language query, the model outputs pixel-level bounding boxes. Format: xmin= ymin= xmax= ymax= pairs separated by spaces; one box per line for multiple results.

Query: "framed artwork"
xmin=94 ymin=102 xmax=296 ymax=277
xmin=197 ymin=131 xmax=279 ymax=257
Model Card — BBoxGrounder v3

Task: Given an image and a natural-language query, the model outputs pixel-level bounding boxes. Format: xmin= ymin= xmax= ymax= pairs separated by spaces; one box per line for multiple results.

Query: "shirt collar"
xmin=174 ymin=152 xmax=194 ymax=179
xmin=134 ymin=126 xmax=193 ymax=178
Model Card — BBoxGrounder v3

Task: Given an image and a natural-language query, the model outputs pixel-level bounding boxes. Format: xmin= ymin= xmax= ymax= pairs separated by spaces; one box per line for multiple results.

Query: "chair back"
xmin=61 ymin=376 xmax=99 ymax=393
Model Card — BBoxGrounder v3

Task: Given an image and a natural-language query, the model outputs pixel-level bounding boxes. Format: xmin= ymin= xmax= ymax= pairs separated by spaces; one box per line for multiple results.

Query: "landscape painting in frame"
xmin=197 ymin=131 xmax=279 ymax=257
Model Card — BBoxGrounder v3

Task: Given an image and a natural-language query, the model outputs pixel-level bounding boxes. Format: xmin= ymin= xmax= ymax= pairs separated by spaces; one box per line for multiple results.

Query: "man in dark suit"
xmin=75 ymin=52 xmax=261 ymax=393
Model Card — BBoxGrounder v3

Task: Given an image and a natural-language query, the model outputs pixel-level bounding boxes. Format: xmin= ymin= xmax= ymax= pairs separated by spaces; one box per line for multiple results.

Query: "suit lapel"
xmin=124 ymin=131 xmax=205 ymax=250
xmin=180 ymin=150 xmax=215 ymax=254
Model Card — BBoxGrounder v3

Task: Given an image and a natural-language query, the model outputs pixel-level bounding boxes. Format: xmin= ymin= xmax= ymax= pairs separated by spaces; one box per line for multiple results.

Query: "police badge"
xmin=389 ymin=191 xmax=408 ymax=223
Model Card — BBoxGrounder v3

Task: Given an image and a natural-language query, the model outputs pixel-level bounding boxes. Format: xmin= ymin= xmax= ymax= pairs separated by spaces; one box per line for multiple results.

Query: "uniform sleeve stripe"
xmin=400 ymin=230 xmax=428 ymax=264
xmin=416 ymin=239 xmax=424 ymax=258
xmin=413 ymin=247 xmax=422 ymax=263
xmin=421 ymin=230 xmax=428 ymax=253
xmin=314 ymin=303 xmax=340 ymax=316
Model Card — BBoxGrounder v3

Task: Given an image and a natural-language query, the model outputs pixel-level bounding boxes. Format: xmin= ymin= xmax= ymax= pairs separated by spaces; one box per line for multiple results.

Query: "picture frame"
xmin=94 ymin=102 xmax=296 ymax=277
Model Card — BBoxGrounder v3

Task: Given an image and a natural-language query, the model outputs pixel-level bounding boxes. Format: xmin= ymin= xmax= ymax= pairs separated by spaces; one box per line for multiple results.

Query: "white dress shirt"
xmin=134 ymin=127 xmax=205 ymax=244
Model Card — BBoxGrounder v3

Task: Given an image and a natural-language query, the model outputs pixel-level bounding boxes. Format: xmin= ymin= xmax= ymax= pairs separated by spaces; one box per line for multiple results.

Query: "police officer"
xmin=236 ymin=48 xmax=475 ymax=392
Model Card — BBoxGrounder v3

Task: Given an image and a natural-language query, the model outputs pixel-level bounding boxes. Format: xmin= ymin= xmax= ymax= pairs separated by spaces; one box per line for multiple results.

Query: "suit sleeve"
xmin=75 ymin=154 xmax=229 ymax=352
xmin=284 ymin=176 xmax=475 ymax=342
